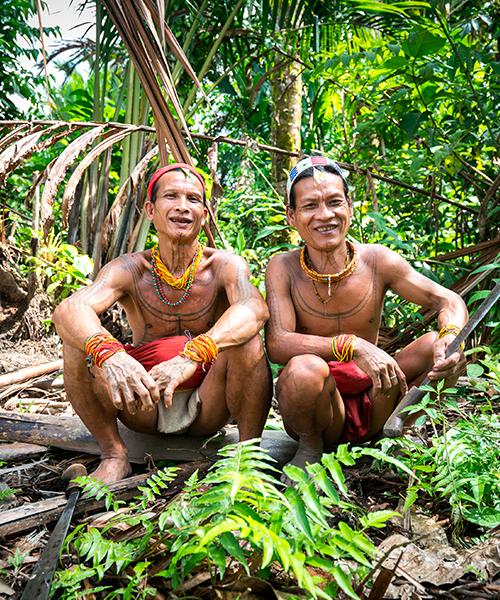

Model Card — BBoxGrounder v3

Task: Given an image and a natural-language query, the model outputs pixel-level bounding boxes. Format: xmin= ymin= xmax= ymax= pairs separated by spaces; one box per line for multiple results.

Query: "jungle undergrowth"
xmin=51 ymin=441 xmax=414 ymax=600
xmin=379 ymin=348 xmax=500 ymax=535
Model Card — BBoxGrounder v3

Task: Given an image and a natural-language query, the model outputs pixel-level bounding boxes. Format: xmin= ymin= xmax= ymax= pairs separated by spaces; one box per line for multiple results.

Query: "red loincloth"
xmin=328 ymin=361 xmax=372 ymax=443
xmin=124 ymin=336 xmax=212 ymax=389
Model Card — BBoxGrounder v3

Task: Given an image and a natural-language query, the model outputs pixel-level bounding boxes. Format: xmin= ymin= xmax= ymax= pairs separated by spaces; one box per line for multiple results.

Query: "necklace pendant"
xmin=328 ymin=276 xmax=331 ymax=296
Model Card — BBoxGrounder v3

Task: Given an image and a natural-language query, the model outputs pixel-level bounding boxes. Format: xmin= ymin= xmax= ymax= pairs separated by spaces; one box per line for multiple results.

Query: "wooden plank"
xmin=0 ymin=460 xmax=211 ymax=538
xmin=0 ymin=411 xmax=298 ymax=465
xmin=0 ymin=442 xmax=47 ymax=462
xmin=0 ymin=360 xmax=63 ymax=388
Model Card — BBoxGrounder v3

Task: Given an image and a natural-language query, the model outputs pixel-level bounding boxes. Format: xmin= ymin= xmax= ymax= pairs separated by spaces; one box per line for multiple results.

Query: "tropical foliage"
xmin=1 ymin=1 xmax=500 ymax=591
xmin=53 ymin=441 xmax=404 ymax=599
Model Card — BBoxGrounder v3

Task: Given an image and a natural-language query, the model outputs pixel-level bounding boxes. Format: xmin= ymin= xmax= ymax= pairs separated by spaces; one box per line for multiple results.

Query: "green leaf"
xmin=220 ymin=532 xmax=249 ymax=574
xmin=358 ymin=448 xmax=418 ymax=480
xmin=332 ymin=564 xmax=358 ymax=599
xmin=400 ymin=110 xmax=429 ymax=135
xmin=402 ymin=29 xmax=446 ymax=58
xmin=285 ymin=487 xmax=313 ymax=541
xmin=467 ymin=363 xmax=484 ymax=380
xmin=360 ymin=509 xmax=398 ymax=529
xmin=415 ymin=415 xmax=427 ymax=427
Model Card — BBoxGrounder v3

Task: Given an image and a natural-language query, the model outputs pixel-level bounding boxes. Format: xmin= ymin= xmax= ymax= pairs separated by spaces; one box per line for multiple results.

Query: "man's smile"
xmin=315 ymin=224 xmax=337 ymax=232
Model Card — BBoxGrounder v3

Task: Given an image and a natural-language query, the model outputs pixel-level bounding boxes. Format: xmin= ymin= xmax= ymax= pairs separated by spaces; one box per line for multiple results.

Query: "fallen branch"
xmin=0 ymin=360 xmax=63 ymax=388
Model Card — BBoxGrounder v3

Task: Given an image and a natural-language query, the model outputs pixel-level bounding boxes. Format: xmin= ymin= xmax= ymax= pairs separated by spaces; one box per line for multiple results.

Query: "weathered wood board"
xmin=0 ymin=441 xmax=48 ymax=462
xmin=0 ymin=410 xmax=298 ymax=465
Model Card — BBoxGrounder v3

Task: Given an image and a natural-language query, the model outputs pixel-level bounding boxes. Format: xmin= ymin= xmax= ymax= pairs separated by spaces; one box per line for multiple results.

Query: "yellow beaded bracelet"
xmin=180 ymin=334 xmax=218 ymax=366
xmin=332 ymin=334 xmax=357 ymax=362
xmin=437 ymin=325 xmax=464 ymax=350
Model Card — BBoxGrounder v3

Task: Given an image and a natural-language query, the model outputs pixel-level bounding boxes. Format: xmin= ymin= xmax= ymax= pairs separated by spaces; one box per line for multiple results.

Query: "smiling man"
xmin=53 ymin=163 xmax=272 ymax=484
xmin=265 ymin=156 xmax=467 ymax=485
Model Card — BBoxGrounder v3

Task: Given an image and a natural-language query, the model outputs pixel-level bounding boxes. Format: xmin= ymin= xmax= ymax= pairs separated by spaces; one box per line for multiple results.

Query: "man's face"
xmin=286 ymin=173 xmax=353 ymax=251
xmin=145 ymin=170 xmax=207 ymax=242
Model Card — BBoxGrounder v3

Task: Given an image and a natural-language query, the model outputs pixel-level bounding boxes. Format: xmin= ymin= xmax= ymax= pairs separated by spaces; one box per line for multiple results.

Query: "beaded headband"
xmin=147 ymin=163 xmax=206 ymax=199
xmin=286 ymin=156 xmax=347 ymax=198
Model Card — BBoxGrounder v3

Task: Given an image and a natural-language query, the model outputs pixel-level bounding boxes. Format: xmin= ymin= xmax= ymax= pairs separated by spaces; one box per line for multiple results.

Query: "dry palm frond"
xmin=100 ymin=0 xmax=216 ymax=246
xmin=34 ymin=123 xmax=85 ymax=154
xmin=61 ymin=125 xmax=140 ymax=227
xmin=0 ymin=124 xmax=32 ymax=155
xmin=0 ymin=123 xmax=67 ymax=186
xmin=102 ymin=145 xmax=158 ymax=251
xmin=379 ymin=237 xmax=500 ymax=352
xmin=0 ymin=130 xmax=46 ymax=186
xmin=41 ymin=125 xmax=107 ymax=237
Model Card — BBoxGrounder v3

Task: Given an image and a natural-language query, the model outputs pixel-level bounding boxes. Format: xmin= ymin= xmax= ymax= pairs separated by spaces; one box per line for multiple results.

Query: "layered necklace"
xmin=150 ymin=243 xmax=204 ymax=306
xmin=300 ymin=240 xmax=358 ymax=310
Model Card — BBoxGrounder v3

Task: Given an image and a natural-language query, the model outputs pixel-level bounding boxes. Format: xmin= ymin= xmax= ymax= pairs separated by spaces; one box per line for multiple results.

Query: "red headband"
xmin=147 ymin=163 xmax=206 ymax=199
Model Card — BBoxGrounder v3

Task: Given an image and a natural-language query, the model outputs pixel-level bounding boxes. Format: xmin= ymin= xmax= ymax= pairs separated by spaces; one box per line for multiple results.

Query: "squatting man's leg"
xmin=276 ymin=333 xmax=460 ymax=486
xmin=63 ymin=335 xmax=272 ymax=484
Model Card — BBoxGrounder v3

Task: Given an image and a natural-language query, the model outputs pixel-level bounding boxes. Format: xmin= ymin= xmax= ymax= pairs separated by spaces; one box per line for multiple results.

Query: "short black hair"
xmin=150 ymin=167 xmax=207 ymax=205
xmin=288 ymin=165 xmax=350 ymax=210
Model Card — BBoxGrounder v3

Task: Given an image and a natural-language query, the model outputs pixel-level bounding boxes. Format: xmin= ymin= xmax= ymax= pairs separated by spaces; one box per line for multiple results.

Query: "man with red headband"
xmin=265 ymin=156 xmax=467 ymax=485
xmin=53 ymin=163 xmax=272 ymax=483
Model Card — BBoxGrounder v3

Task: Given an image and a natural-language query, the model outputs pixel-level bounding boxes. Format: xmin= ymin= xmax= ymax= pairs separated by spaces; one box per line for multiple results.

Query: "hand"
xmin=428 ymin=334 xmax=466 ymax=381
xmin=148 ymin=355 xmax=198 ymax=409
xmin=351 ymin=338 xmax=407 ymax=399
xmin=101 ymin=352 xmax=160 ymax=414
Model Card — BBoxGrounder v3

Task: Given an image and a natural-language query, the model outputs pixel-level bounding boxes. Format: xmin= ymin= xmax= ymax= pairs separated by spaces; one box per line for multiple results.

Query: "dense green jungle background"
xmin=1 ymin=0 xmax=500 ymax=598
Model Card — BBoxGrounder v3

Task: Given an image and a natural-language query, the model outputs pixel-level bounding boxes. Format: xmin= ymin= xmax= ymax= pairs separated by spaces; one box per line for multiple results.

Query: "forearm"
xmin=207 ymin=299 xmax=269 ymax=352
xmin=435 ymin=291 xmax=468 ymax=330
xmin=266 ymin=329 xmax=334 ymax=365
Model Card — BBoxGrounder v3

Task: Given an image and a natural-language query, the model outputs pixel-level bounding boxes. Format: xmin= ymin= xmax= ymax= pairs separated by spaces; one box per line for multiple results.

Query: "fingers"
xmin=102 ymin=356 xmax=160 ymax=413
xmin=394 ymin=363 xmax=408 ymax=397
xmin=429 ymin=350 xmax=465 ymax=381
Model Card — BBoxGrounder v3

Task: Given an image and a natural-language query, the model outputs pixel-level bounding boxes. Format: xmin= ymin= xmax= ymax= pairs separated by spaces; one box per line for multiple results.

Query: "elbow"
xmin=258 ymin=302 xmax=270 ymax=330
xmin=52 ymin=301 xmax=69 ymax=334
xmin=51 ymin=303 xmax=63 ymax=331
xmin=264 ymin=335 xmax=287 ymax=366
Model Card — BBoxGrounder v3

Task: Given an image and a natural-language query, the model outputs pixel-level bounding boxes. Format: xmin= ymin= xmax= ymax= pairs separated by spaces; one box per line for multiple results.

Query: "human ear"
xmin=286 ymin=205 xmax=296 ymax=228
xmin=144 ymin=200 xmax=155 ymax=222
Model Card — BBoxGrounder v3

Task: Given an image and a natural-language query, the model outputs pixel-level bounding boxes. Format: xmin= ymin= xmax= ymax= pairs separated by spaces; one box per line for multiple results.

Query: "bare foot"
xmin=90 ymin=457 xmax=132 ymax=485
xmin=281 ymin=438 xmax=323 ymax=487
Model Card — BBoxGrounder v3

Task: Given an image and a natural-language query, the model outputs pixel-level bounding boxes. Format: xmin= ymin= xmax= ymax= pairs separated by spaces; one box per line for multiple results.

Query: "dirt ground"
xmin=0 ymin=336 xmax=61 ymax=374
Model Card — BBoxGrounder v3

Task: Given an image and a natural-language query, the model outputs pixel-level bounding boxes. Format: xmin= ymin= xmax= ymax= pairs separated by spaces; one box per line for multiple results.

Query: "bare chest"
xmin=291 ymin=263 xmax=385 ymax=342
xmin=120 ymin=269 xmax=225 ymax=346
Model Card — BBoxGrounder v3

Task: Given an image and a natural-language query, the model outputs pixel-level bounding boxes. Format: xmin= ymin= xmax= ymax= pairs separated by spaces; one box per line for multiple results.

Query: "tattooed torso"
xmin=68 ymin=247 xmax=232 ymax=347
xmin=270 ymin=244 xmax=388 ymax=345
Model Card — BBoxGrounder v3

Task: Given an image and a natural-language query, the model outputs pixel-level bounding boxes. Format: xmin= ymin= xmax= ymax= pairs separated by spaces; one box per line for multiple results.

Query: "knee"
xmin=278 ymin=355 xmax=333 ymax=402
xmin=419 ymin=331 xmax=439 ymax=361
xmin=226 ymin=334 xmax=268 ymax=370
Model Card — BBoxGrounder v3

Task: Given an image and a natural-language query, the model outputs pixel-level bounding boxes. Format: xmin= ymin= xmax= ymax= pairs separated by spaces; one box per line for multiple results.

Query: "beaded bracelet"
xmin=180 ymin=333 xmax=219 ymax=367
xmin=85 ymin=332 xmax=126 ymax=369
xmin=437 ymin=324 xmax=464 ymax=350
xmin=332 ymin=334 xmax=357 ymax=363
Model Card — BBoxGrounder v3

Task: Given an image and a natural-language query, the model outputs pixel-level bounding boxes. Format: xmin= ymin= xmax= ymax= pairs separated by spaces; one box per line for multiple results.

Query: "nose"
xmin=317 ymin=201 xmax=335 ymax=219
xmin=175 ymin=194 xmax=189 ymax=211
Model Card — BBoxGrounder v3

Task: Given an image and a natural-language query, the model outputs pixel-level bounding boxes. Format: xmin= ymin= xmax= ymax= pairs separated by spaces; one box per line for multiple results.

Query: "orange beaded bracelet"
xmin=85 ymin=332 xmax=126 ymax=369
xmin=179 ymin=333 xmax=218 ymax=367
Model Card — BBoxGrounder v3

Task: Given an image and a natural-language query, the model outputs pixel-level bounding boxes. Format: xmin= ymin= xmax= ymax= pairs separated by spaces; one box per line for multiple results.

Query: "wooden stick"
xmin=0 ymin=360 xmax=63 ymax=388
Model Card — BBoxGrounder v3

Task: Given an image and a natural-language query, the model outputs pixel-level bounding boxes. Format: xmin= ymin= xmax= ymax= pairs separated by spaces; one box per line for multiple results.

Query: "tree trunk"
xmin=270 ymin=59 xmax=302 ymax=200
